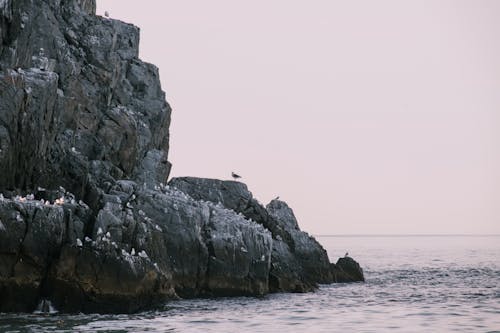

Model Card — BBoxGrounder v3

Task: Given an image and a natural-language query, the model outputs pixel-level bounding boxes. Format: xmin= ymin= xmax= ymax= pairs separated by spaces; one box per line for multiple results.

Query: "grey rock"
xmin=102 ymin=184 xmax=273 ymax=298
xmin=169 ymin=177 xmax=289 ymax=242
xmin=0 ymin=194 xmax=90 ymax=312
xmin=204 ymin=207 xmax=272 ymax=296
xmin=169 ymin=177 xmax=363 ymax=292
xmin=267 ymin=199 xmax=333 ymax=288
xmin=0 ymin=0 xmax=171 ymax=199
xmin=332 ymin=256 xmax=365 ymax=282
xmin=0 ymin=0 xmax=173 ymax=312
xmin=48 ymin=244 xmax=173 ymax=314
xmin=0 ymin=0 xmax=363 ymax=314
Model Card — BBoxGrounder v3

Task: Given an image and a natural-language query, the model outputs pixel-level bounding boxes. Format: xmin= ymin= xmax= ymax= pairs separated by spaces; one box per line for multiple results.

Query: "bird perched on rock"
xmin=104 ymin=11 xmax=110 ymax=18
xmin=345 ymin=252 xmax=349 ymax=257
xmin=231 ymin=172 xmax=241 ymax=180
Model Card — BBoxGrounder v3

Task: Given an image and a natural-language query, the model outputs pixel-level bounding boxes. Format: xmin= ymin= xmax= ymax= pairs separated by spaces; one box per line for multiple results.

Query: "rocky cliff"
xmin=0 ymin=0 xmax=363 ymax=314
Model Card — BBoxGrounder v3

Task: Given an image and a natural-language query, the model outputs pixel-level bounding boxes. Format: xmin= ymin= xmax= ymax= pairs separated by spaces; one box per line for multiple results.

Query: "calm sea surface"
xmin=1 ymin=235 xmax=499 ymax=332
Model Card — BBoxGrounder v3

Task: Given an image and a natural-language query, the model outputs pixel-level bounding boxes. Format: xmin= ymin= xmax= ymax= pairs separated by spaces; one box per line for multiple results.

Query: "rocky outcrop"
xmin=168 ymin=177 xmax=365 ymax=290
xmin=0 ymin=0 xmax=171 ymax=206
xmin=332 ymin=256 xmax=365 ymax=283
xmin=0 ymin=0 xmax=363 ymax=314
xmin=169 ymin=177 xmax=342 ymax=292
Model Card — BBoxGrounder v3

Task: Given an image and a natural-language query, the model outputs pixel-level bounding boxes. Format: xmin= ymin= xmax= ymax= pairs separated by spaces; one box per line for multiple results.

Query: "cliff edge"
xmin=0 ymin=0 xmax=363 ymax=313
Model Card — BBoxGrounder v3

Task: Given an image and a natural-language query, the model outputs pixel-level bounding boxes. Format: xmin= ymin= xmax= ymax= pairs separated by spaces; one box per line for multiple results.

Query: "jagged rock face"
xmin=0 ymin=183 xmax=274 ymax=313
xmin=169 ymin=177 xmax=292 ymax=244
xmin=0 ymin=194 xmax=92 ymax=312
xmin=0 ymin=0 xmax=173 ymax=313
xmin=0 ymin=188 xmax=175 ymax=314
xmin=169 ymin=177 xmax=338 ymax=292
xmin=0 ymin=0 xmax=363 ymax=314
xmin=49 ymin=245 xmax=173 ymax=314
xmin=96 ymin=182 xmax=273 ymax=298
xmin=266 ymin=199 xmax=334 ymax=288
xmin=0 ymin=0 xmax=171 ymax=201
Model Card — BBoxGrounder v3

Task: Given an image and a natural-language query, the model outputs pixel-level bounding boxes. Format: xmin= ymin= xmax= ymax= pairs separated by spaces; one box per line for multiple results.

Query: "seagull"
xmin=104 ymin=11 xmax=110 ymax=18
xmin=231 ymin=172 xmax=241 ymax=180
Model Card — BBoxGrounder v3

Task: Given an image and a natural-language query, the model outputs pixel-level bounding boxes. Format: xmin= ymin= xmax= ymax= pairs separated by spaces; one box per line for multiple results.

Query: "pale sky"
xmin=97 ymin=1 xmax=500 ymax=235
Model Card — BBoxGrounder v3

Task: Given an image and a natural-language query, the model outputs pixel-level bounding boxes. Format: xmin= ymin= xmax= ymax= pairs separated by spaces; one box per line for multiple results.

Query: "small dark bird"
xmin=231 ymin=172 xmax=241 ymax=180
xmin=274 ymin=196 xmax=280 ymax=201
xmin=345 ymin=252 xmax=349 ymax=257
xmin=104 ymin=11 xmax=110 ymax=17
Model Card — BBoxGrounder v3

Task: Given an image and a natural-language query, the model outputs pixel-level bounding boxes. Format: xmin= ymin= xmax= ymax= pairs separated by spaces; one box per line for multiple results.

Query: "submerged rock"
xmin=0 ymin=0 xmax=363 ymax=314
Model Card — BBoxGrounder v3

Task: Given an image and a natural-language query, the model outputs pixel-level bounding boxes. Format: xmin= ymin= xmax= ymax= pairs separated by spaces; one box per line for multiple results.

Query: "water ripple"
xmin=2 ymin=236 xmax=500 ymax=332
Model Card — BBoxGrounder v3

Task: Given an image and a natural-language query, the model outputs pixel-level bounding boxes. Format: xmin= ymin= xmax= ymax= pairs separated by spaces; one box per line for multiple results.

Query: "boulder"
xmin=332 ymin=256 xmax=365 ymax=282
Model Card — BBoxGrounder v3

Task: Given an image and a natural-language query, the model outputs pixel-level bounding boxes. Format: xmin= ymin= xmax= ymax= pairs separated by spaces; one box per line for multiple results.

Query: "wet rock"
xmin=48 ymin=245 xmax=174 ymax=314
xmin=332 ymin=256 xmax=365 ymax=282
xmin=0 ymin=194 xmax=90 ymax=312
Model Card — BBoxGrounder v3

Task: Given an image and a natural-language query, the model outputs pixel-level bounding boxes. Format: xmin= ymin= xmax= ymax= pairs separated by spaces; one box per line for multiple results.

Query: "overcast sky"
xmin=97 ymin=1 xmax=500 ymax=235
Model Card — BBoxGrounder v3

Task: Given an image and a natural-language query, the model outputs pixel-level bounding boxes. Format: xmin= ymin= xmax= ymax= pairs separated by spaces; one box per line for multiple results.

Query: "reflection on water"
xmin=1 ymin=236 xmax=499 ymax=332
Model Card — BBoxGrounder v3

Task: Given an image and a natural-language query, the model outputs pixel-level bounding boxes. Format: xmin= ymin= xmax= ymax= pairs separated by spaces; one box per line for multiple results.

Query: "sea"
xmin=1 ymin=235 xmax=499 ymax=333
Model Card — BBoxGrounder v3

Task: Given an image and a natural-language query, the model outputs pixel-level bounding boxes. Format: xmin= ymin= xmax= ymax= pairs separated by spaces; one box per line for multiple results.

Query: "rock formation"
xmin=0 ymin=0 xmax=363 ymax=313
